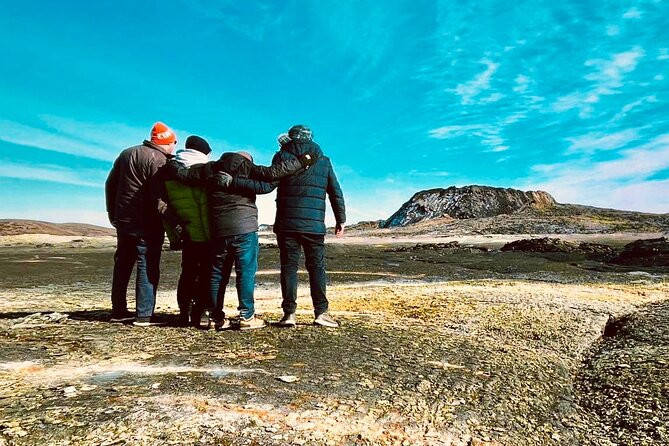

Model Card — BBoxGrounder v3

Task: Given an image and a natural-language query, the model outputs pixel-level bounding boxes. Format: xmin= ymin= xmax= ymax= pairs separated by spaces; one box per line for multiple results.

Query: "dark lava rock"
xmin=609 ymin=237 xmax=669 ymax=267
xmin=500 ymin=237 xmax=614 ymax=256
xmin=382 ymin=185 xmax=556 ymax=228
xmin=385 ymin=242 xmax=489 ymax=253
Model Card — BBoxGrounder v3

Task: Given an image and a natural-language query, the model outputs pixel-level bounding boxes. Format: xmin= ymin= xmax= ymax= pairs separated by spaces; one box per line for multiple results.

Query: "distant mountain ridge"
xmin=383 ymin=185 xmax=556 ymax=228
xmin=0 ymin=220 xmax=114 ymax=237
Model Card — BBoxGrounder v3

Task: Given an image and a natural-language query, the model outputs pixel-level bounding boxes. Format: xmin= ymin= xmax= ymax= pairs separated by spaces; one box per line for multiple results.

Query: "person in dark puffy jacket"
xmin=171 ymin=147 xmax=314 ymax=330
xmin=105 ymin=122 xmax=177 ymax=327
xmin=158 ymin=135 xmax=213 ymax=327
xmin=271 ymin=125 xmax=346 ymax=328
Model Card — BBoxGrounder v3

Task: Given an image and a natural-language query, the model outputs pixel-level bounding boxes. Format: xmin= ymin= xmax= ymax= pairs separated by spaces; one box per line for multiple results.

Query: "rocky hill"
xmin=0 ymin=220 xmax=114 ymax=237
xmin=378 ymin=186 xmax=669 ymax=234
xmin=383 ymin=185 xmax=556 ymax=227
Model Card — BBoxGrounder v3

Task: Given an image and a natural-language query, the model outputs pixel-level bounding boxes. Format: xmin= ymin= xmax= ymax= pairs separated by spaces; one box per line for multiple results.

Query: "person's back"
xmin=208 ymin=152 xmax=264 ymax=238
xmin=107 ymin=141 xmax=173 ymax=236
xmin=272 ymin=139 xmax=345 ymax=234
xmin=272 ymin=125 xmax=345 ymax=328
xmin=104 ymin=122 xmax=177 ymax=326
xmin=159 ymin=136 xmax=212 ymax=326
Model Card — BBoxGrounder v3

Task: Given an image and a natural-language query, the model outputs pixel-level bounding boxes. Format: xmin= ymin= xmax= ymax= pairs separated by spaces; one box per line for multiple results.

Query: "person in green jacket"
xmin=159 ymin=135 xmax=213 ymax=327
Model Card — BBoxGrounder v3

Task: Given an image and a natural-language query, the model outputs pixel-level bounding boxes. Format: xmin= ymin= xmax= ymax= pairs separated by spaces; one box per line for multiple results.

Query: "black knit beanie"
xmin=185 ymin=135 xmax=212 ymax=155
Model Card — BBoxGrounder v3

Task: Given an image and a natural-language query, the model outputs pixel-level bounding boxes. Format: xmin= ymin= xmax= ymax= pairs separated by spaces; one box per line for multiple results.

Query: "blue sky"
xmin=1 ymin=0 xmax=668 ymax=227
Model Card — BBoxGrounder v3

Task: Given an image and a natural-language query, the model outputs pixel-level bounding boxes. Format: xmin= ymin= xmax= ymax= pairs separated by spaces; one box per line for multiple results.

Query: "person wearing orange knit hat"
xmin=105 ymin=122 xmax=177 ymax=326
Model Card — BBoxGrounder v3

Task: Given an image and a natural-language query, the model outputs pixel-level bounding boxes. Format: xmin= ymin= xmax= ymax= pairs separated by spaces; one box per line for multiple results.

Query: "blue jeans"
xmin=209 ymin=232 xmax=258 ymax=320
xmin=178 ymin=241 xmax=210 ymax=318
xmin=277 ymin=232 xmax=328 ymax=316
xmin=110 ymin=234 xmax=163 ymax=318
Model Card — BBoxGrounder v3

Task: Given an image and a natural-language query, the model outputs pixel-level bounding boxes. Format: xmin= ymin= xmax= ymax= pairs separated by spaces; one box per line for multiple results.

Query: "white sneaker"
xmin=277 ymin=313 xmax=296 ymax=327
xmin=239 ymin=315 xmax=266 ymax=331
xmin=314 ymin=312 xmax=339 ymax=328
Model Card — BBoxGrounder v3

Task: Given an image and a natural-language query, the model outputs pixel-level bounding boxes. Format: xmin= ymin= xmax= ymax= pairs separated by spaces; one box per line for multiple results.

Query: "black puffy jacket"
xmin=173 ymin=153 xmax=278 ymax=238
xmin=271 ymin=140 xmax=345 ymax=234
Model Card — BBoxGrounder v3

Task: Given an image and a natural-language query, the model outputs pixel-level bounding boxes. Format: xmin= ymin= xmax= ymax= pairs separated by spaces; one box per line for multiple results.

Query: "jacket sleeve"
xmin=229 ymin=177 xmax=277 ymax=195
xmin=326 ymin=161 xmax=346 ymax=224
xmin=250 ymin=156 xmax=304 ymax=181
xmin=171 ymin=162 xmax=214 ymax=187
xmin=154 ymin=168 xmax=185 ymax=229
xmin=104 ymin=157 xmax=120 ymax=225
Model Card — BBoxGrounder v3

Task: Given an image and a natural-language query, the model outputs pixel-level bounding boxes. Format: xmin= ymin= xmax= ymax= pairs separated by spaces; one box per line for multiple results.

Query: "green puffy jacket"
xmin=164 ymin=178 xmax=210 ymax=243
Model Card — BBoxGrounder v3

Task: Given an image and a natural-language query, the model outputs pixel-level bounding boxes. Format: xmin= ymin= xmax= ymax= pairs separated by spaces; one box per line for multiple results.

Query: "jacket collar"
xmin=143 ymin=139 xmax=174 ymax=158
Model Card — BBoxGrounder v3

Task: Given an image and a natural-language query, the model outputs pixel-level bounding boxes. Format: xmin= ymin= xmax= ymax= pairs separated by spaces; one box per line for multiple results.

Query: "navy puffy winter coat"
xmin=272 ymin=140 xmax=346 ymax=234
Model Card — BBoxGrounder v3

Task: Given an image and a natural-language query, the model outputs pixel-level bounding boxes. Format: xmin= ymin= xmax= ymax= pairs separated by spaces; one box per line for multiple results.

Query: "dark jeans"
xmin=110 ymin=234 xmax=163 ymax=318
xmin=178 ymin=241 xmax=210 ymax=318
xmin=209 ymin=232 xmax=258 ymax=321
xmin=277 ymin=232 xmax=328 ymax=316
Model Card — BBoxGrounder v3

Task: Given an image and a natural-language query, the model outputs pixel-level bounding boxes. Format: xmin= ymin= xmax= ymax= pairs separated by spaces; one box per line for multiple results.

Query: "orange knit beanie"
xmin=150 ymin=122 xmax=176 ymax=145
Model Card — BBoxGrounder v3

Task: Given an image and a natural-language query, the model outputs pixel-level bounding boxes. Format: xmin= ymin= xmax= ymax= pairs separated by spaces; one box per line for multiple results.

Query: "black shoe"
xmin=133 ymin=316 xmax=165 ymax=327
xmin=110 ymin=311 xmax=134 ymax=323
xmin=178 ymin=311 xmax=190 ymax=327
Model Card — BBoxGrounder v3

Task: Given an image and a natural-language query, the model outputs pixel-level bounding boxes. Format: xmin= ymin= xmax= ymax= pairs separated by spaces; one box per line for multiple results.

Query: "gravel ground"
xmin=0 ymin=239 xmax=667 ymax=445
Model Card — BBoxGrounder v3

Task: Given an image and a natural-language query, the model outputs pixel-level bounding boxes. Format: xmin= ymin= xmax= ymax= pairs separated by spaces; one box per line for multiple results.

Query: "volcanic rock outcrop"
xmin=382 ymin=185 xmax=556 ymax=228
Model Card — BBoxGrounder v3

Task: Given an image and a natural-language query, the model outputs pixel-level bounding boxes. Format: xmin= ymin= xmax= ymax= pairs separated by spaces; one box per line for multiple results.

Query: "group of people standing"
xmin=104 ymin=122 xmax=346 ymax=330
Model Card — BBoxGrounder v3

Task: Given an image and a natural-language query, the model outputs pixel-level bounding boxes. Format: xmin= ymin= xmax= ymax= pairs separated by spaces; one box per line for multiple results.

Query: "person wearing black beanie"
xmin=185 ymin=135 xmax=212 ymax=155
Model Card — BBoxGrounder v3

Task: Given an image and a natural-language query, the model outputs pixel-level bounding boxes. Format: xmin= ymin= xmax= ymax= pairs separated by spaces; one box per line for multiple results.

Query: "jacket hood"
xmin=215 ymin=152 xmax=252 ymax=177
xmin=281 ymin=140 xmax=323 ymax=158
xmin=175 ymin=148 xmax=210 ymax=167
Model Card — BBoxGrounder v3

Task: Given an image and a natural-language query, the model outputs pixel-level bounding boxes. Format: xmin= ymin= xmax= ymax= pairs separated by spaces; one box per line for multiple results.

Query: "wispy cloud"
xmin=513 ymin=75 xmax=531 ymax=94
xmin=613 ymin=95 xmax=658 ymax=121
xmin=566 ymin=129 xmax=639 ymax=154
xmin=454 ymin=59 xmax=499 ymax=105
xmin=0 ymin=119 xmax=117 ymax=161
xmin=0 ymin=161 xmax=104 ymax=188
xmin=524 ymin=134 xmax=669 ymax=212
xmin=428 ymin=123 xmax=509 ymax=153
xmin=552 ymin=47 xmax=645 ymax=117
xmin=622 ymin=7 xmax=642 ymax=19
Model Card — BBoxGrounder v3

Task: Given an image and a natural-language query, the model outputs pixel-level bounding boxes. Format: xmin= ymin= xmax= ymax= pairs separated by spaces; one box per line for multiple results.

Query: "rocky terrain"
xmin=372 ymin=186 xmax=669 ymax=234
xmin=383 ymin=186 xmax=556 ymax=227
xmin=0 ymin=232 xmax=668 ymax=445
xmin=1 ymin=199 xmax=668 ymax=445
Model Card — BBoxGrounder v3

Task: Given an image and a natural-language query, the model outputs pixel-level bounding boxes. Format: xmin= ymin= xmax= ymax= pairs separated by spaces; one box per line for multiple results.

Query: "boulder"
xmin=609 ymin=237 xmax=669 ymax=267
xmin=500 ymin=238 xmax=614 ymax=255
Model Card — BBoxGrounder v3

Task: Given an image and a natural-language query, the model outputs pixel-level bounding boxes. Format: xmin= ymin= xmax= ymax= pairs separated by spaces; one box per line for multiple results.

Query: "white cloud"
xmin=513 ymin=75 xmax=531 ymax=93
xmin=454 ymin=59 xmax=499 ymax=105
xmin=428 ymin=125 xmax=487 ymax=139
xmin=428 ymin=123 xmax=508 ymax=152
xmin=584 ymin=47 xmax=644 ymax=90
xmin=553 ymin=47 xmax=645 ymax=117
xmin=523 ymin=134 xmax=669 ymax=212
xmin=613 ymin=95 xmax=658 ymax=120
xmin=622 ymin=7 xmax=642 ymax=19
xmin=0 ymin=162 xmax=104 ymax=188
xmin=606 ymin=25 xmax=620 ymax=36
xmin=566 ymin=129 xmax=639 ymax=154
xmin=659 ymin=48 xmax=669 ymax=60
xmin=0 ymin=119 xmax=117 ymax=161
